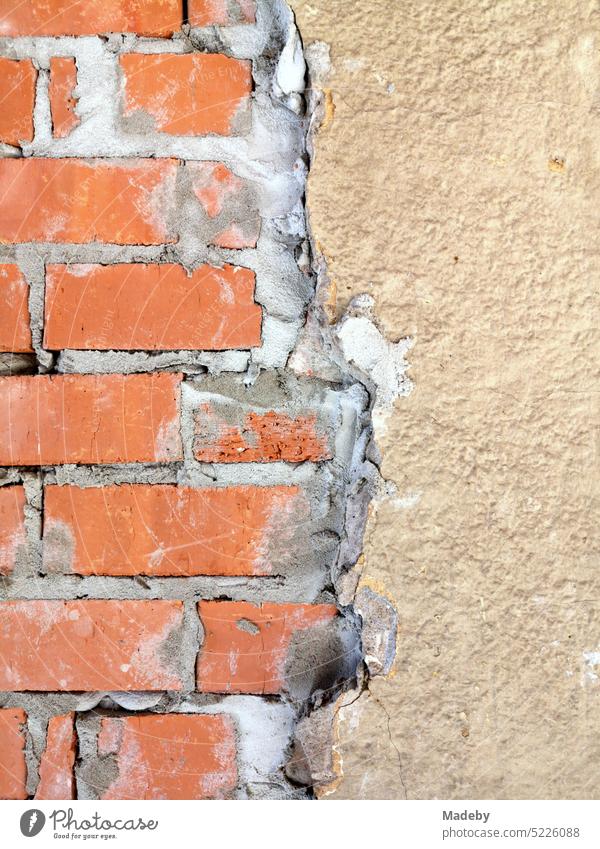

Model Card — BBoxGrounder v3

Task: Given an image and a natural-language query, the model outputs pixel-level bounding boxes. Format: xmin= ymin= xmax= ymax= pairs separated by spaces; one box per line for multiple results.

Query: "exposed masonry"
xmin=0 ymin=0 xmax=403 ymax=799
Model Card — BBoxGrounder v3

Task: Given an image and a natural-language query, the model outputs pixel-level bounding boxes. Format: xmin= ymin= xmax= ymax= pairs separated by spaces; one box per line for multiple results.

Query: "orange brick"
xmin=44 ymin=484 xmax=301 ymax=576
xmin=0 ymin=373 xmax=182 ymax=465
xmin=120 ymin=54 xmax=251 ymax=136
xmin=49 ymin=58 xmax=80 ymax=139
xmin=0 ymin=58 xmax=36 ymax=147
xmin=194 ymin=404 xmax=332 ymax=463
xmin=98 ymin=714 xmax=237 ymax=799
xmin=44 ymin=263 xmax=261 ymax=351
xmin=0 ymin=600 xmax=184 ymax=691
xmin=190 ymin=162 xmax=260 ymax=248
xmin=197 ymin=601 xmax=338 ymax=694
xmin=0 ymin=709 xmax=27 ymax=800
xmin=189 ymin=0 xmax=256 ymax=27
xmin=0 ymin=265 xmax=32 ymax=353
xmin=35 ymin=713 xmax=76 ymax=800
xmin=0 ymin=485 xmax=27 ymax=576
xmin=0 ymin=0 xmax=183 ymax=37
xmin=0 ymin=158 xmax=178 ymax=245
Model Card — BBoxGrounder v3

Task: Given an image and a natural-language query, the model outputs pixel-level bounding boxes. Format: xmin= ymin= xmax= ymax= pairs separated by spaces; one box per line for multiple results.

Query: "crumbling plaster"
xmin=290 ymin=0 xmax=600 ymax=798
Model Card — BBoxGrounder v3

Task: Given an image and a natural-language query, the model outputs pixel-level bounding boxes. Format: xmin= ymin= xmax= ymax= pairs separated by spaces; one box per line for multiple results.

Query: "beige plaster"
xmin=290 ymin=0 xmax=600 ymax=798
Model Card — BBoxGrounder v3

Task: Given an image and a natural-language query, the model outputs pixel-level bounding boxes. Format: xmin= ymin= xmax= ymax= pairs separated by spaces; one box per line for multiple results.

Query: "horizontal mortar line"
xmin=0 ymin=36 xmax=192 ymax=46
xmin=0 ymin=689 xmax=277 ymax=699
xmin=0 ymin=581 xmax=329 ymax=603
xmin=0 ymin=238 xmax=289 ymax=252
xmin=55 ymin=349 xmax=252 ymax=357
xmin=0 ymin=694 xmax=286 ymax=714
xmin=0 ymin=37 xmax=261 ymax=53
xmin=27 ymin=465 xmax=180 ymax=476
xmin=0 ymin=593 xmax=324 ymax=604
xmin=0 ymin=573 xmax=309 ymax=586
xmin=55 ymin=368 xmax=246 ymax=377
xmin=0 ymin=249 xmax=288 ymax=273
xmin=0 ymin=692 xmax=284 ymax=707
xmin=51 ymin=348 xmax=256 ymax=355
xmin=1 ymin=573 xmax=287 ymax=585
xmin=55 ymin=362 xmax=241 ymax=371
xmin=53 ymin=357 xmax=276 ymax=371
xmin=34 ymin=462 xmax=329 ymax=480
xmin=16 ymin=134 xmax=270 ymax=154
xmin=54 ymin=368 xmax=244 ymax=376
xmin=45 ymin=356 xmax=301 ymax=370
xmin=21 ymin=149 xmax=263 ymax=161
xmin=39 ymin=463 xmax=183 ymax=474
xmin=0 ymin=243 xmax=262 ymax=254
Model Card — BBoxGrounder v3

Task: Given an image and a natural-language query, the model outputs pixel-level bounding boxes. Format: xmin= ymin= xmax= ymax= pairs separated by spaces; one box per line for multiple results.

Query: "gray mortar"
xmin=236 ymin=617 xmax=261 ymax=634
xmin=0 ymin=469 xmax=25 ymax=487
xmin=56 ymin=349 xmax=250 ymax=375
xmin=21 ymin=472 xmax=43 ymax=576
xmin=24 ymin=712 xmax=40 ymax=797
xmin=283 ymin=615 xmax=362 ymax=707
xmin=0 ymin=0 xmax=390 ymax=800
xmin=75 ymin=711 xmax=118 ymax=800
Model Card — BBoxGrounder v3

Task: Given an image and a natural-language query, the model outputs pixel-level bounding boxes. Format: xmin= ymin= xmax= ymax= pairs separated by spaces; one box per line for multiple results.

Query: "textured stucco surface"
xmin=290 ymin=0 xmax=600 ymax=798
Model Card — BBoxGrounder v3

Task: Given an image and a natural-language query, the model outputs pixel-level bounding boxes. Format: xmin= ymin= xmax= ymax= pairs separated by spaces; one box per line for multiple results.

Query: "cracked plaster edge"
xmin=284 ymin=29 xmax=415 ymax=795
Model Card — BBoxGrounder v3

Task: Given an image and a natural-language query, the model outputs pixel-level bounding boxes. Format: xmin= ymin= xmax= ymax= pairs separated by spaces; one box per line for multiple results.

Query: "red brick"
xmin=194 ymin=404 xmax=332 ymax=463
xmin=190 ymin=162 xmax=260 ymax=248
xmin=0 ymin=0 xmax=182 ymax=37
xmin=189 ymin=0 xmax=256 ymax=27
xmin=49 ymin=58 xmax=80 ymax=139
xmin=44 ymin=263 xmax=261 ymax=351
xmin=0 ymin=708 xmax=27 ymax=799
xmin=98 ymin=714 xmax=236 ymax=799
xmin=0 ymin=600 xmax=184 ymax=691
xmin=0 ymin=58 xmax=36 ymax=147
xmin=0 ymin=158 xmax=178 ymax=245
xmin=120 ymin=54 xmax=251 ymax=136
xmin=0 ymin=373 xmax=182 ymax=466
xmin=0 ymin=265 xmax=32 ymax=354
xmin=44 ymin=484 xmax=301 ymax=576
xmin=197 ymin=601 xmax=338 ymax=694
xmin=35 ymin=713 xmax=76 ymax=800
xmin=0 ymin=485 xmax=27 ymax=576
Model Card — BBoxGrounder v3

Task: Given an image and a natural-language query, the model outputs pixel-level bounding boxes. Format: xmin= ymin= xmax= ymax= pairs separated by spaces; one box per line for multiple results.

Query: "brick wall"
xmin=0 ymin=0 xmax=373 ymax=799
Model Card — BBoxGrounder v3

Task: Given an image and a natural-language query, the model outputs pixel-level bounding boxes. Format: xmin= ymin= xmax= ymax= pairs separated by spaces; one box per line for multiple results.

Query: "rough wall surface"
xmin=0 ymin=0 xmax=376 ymax=800
xmin=290 ymin=0 xmax=600 ymax=798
